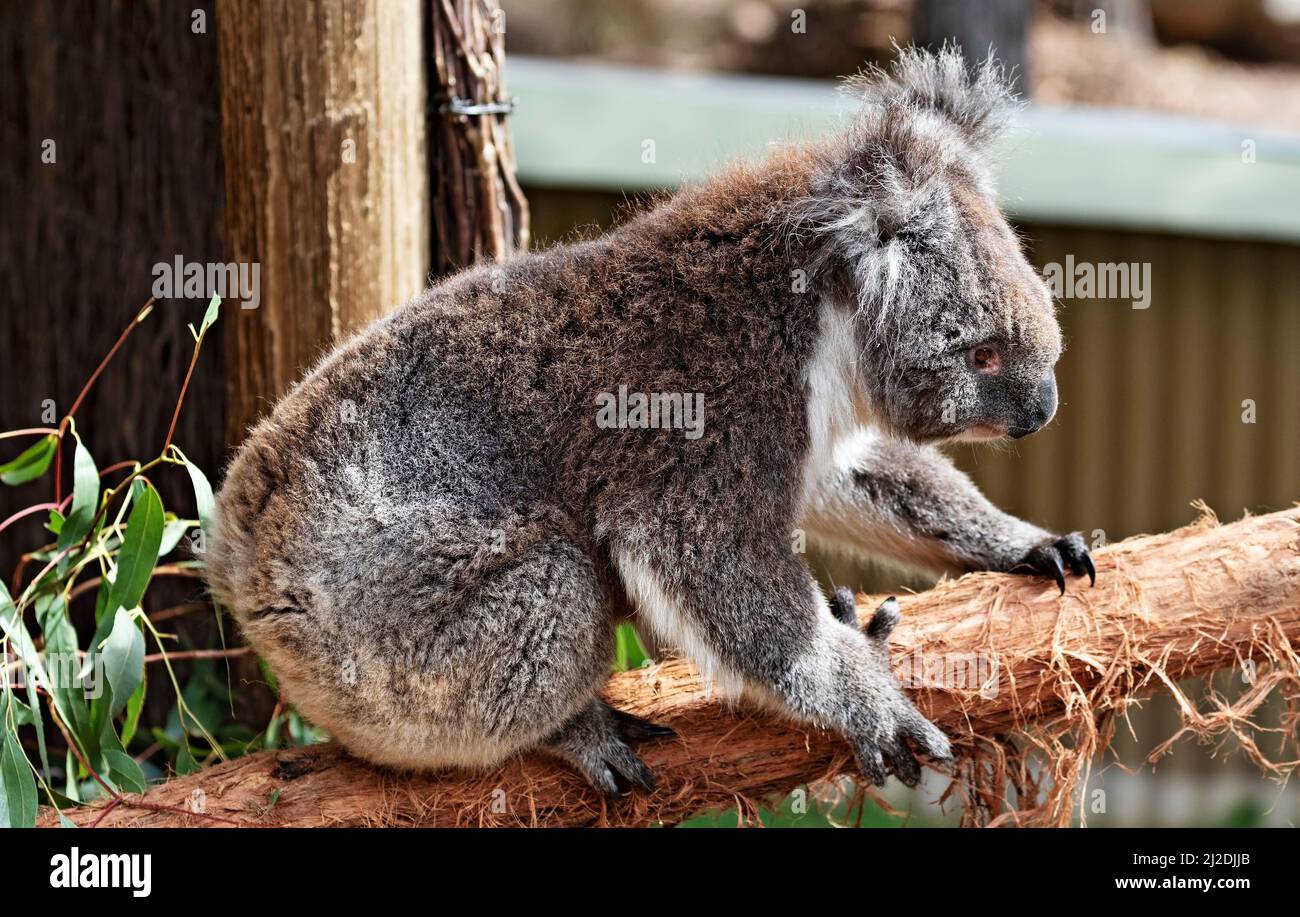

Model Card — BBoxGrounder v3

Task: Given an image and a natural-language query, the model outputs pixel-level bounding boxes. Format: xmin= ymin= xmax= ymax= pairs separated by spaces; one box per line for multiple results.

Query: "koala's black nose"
xmin=1010 ymin=374 xmax=1058 ymax=439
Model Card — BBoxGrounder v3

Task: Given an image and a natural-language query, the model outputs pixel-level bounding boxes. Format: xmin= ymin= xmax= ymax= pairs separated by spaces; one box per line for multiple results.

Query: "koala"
xmin=206 ymin=47 xmax=1093 ymax=799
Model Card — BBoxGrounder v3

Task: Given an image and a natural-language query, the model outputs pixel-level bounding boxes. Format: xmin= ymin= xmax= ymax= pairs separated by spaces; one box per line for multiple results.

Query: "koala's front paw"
xmin=851 ymin=598 xmax=953 ymax=787
xmin=1011 ymin=532 xmax=1096 ymax=594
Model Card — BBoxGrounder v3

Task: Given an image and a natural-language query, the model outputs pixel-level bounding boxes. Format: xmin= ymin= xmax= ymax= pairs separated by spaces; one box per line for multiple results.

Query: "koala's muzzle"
xmin=1009 ymin=373 xmax=1058 ymax=439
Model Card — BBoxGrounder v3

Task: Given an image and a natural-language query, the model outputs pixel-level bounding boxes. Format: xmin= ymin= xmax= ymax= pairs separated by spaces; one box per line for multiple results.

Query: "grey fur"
xmin=206 ymin=47 xmax=1089 ymax=794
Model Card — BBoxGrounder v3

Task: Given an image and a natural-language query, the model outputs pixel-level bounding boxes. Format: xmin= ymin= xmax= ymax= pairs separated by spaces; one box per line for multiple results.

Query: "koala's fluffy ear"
xmin=847 ymin=44 xmax=1018 ymax=153
xmin=796 ymin=45 xmax=1018 ymax=251
xmin=843 ymin=45 xmax=1018 ymax=222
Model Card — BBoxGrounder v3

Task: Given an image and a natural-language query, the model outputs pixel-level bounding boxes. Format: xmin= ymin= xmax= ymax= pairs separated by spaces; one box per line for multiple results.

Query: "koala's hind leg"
xmin=244 ymin=526 xmax=628 ymax=778
xmin=541 ymin=698 xmax=675 ymax=797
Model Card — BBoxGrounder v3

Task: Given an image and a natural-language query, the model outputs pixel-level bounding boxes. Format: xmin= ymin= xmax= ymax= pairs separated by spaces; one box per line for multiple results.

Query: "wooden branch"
xmin=41 ymin=507 xmax=1300 ymax=827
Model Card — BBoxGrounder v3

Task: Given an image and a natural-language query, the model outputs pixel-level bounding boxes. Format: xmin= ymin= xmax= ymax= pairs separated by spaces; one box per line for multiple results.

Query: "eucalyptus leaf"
xmin=57 ymin=437 xmax=99 ymax=554
xmin=101 ymin=609 xmax=144 ymax=717
xmin=158 ymin=518 xmax=189 ymax=559
xmin=0 ymin=730 xmax=37 ymax=828
xmin=102 ymin=748 xmax=146 ymax=795
xmin=3 ymin=688 xmax=35 ymax=727
xmin=182 ymin=455 xmax=216 ymax=540
xmin=106 ymin=482 xmax=164 ymax=615
xmin=0 ymin=434 xmax=56 ymax=485
xmin=199 ymin=293 xmax=221 ymax=336
xmin=121 ymin=672 xmax=147 ymax=747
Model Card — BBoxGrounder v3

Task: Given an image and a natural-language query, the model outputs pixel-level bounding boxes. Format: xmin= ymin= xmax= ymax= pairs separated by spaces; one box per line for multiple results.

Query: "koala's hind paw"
xmin=544 ymin=699 xmax=673 ymax=799
xmin=1011 ymin=532 xmax=1096 ymax=594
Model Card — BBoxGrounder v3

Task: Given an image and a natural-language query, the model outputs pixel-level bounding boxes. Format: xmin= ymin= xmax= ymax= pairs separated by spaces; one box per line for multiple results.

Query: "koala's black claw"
xmin=854 ymin=743 xmax=889 ymax=787
xmin=1015 ymin=536 xmax=1098 ymax=594
xmin=595 ymin=742 xmax=657 ymax=797
xmin=609 ymin=706 xmax=677 ymax=742
xmin=1050 ymin=559 xmax=1066 ymax=595
xmin=883 ymin=743 xmax=922 ymax=787
xmin=609 ymin=756 xmax=656 ymax=795
xmin=828 ymin=586 xmax=858 ymax=626
xmin=592 ymin=764 xmax=623 ymax=799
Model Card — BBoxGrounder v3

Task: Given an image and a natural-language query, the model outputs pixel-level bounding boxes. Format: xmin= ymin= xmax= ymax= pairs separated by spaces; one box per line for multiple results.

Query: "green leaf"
xmin=102 ymin=749 xmax=146 ymax=795
xmin=63 ymin=749 xmax=79 ymax=803
xmin=4 ymin=691 xmax=35 ymax=727
xmin=33 ymin=594 xmax=94 ymax=757
xmin=158 ymin=517 xmax=189 ymax=559
xmin=58 ymin=814 xmax=78 ymax=828
xmin=35 ymin=593 xmax=77 ymax=657
xmin=0 ymin=585 xmax=71 ymax=769
xmin=199 ymin=293 xmax=221 ymax=336
xmin=56 ymin=437 xmax=100 ymax=557
xmin=101 ymin=609 xmax=144 ymax=717
xmin=24 ymin=671 xmax=49 ymax=783
xmin=121 ymin=671 xmax=147 ymax=747
xmin=174 ymin=739 xmax=197 ymax=776
xmin=88 ymin=578 xmax=116 ymax=660
xmin=181 ymin=456 xmax=216 ymax=540
xmin=0 ymin=434 xmax=57 ymax=485
xmin=0 ymin=730 xmax=38 ymax=828
xmin=106 ymin=482 xmax=164 ymax=615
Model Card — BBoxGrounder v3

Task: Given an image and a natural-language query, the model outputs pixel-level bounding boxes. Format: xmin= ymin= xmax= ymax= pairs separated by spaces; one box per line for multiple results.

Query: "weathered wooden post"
xmin=216 ymin=0 xmax=431 ymax=444
xmin=430 ymin=0 xmax=530 ymax=272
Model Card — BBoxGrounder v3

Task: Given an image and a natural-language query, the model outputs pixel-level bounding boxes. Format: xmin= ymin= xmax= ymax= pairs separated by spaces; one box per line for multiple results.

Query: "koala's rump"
xmin=206 ymin=338 xmax=611 ymax=768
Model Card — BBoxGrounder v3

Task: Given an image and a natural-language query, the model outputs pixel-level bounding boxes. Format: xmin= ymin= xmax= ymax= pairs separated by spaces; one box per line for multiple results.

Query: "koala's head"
xmin=798 ymin=46 xmax=1061 ymax=444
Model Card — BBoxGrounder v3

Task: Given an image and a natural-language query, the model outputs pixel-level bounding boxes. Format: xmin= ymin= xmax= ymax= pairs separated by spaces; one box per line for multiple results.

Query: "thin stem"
xmin=97 ymin=460 xmax=140 ymax=479
xmin=47 ymin=697 xmax=117 ymax=799
xmin=87 ymin=797 xmax=122 ymax=828
xmin=162 ymin=326 xmax=207 ymax=453
xmin=0 ymin=502 xmax=59 ymax=538
xmin=143 ymin=647 xmax=254 ymax=665
xmin=67 ymin=562 xmax=201 ymax=603
xmin=0 ymin=428 xmax=59 ymax=441
xmin=148 ymin=602 xmax=211 ymax=625
xmin=65 ymin=298 xmax=154 ymax=422
xmin=56 ymin=297 xmax=154 ymax=501
xmin=21 ymin=456 xmax=169 ymax=604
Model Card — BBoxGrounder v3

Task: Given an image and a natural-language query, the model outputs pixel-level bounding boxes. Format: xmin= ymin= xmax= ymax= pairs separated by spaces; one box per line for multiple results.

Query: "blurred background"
xmin=2 ymin=0 xmax=1297 ymax=826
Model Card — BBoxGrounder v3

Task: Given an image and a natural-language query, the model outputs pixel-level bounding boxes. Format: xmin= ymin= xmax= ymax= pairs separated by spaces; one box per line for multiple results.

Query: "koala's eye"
xmin=967 ymin=344 xmax=1001 ymax=373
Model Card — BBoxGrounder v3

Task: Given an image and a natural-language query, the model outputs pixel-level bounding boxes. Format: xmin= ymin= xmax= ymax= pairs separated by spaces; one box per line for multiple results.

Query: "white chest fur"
xmin=800 ymin=297 xmax=872 ymax=506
